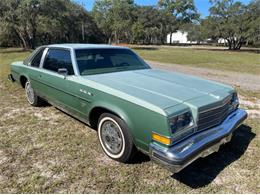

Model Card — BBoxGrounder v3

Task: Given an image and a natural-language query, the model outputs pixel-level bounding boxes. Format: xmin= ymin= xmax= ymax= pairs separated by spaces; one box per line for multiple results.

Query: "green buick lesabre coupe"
xmin=9 ymin=44 xmax=247 ymax=173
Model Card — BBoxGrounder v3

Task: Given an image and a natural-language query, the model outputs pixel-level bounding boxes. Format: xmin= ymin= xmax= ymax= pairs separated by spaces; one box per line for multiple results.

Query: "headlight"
xmin=230 ymin=92 xmax=239 ymax=111
xmin=169 ymin=112 xmax=194 ymax=134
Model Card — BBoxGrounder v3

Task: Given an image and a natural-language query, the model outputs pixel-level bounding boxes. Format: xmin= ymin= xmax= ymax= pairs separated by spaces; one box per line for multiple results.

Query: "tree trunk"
xmin=169 ymin=31 xmax=172 ymax=44
xmin=227 ymin=39 xmax=232 ymax=50
xmin=227 ymin=37 xmax=242 ymax=50
xmin=14 ymin=28 xmax=29 ymax=49
xmin=30 ymin=29 xmax=36 ymax=49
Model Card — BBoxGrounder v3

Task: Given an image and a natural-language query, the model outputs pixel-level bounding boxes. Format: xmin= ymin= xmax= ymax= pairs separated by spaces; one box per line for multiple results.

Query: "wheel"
xmin=25 ymin=80 xmax=44 ymax=107
xmin=97 ymin=113 xmax=136 ymax=163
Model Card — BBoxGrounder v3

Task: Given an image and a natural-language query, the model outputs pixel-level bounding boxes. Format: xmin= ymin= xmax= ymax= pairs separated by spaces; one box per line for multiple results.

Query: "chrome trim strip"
xmin=149 ymin=108 xmax=247 ymax=173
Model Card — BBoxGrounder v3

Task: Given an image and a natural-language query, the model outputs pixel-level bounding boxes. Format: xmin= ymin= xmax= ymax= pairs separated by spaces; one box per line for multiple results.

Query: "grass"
xmin=0 ymin=47 xmax=259 ymax=193
xmin=133 ymin=46 xmax=260 ymax=75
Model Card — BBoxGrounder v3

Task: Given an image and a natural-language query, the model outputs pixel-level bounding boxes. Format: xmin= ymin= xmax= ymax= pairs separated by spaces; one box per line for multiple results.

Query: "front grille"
xmin=197 ymin=96 xmax=232 ymax=131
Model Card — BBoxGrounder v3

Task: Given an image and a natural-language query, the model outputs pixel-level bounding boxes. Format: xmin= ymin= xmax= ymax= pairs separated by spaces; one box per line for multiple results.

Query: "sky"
xmin=78 ymin=0 xmax=252 ymax=18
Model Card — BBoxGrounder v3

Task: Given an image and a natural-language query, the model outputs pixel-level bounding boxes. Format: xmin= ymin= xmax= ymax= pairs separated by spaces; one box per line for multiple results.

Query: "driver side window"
xmin=43 ymin=49 xmax=74 ymax=75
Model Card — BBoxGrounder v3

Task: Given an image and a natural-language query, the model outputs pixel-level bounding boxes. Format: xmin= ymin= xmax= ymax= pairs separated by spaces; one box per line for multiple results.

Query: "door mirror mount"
xmin=58 ymin=68 xmax=68 ymax=78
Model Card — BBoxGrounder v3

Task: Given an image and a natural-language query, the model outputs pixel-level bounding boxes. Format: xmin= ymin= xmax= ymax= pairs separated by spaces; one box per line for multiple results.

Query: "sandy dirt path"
xmin=148 ymin=61 xmax=260 ymax=91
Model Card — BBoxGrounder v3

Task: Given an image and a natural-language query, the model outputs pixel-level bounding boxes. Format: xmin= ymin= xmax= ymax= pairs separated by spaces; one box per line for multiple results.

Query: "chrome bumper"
xmin=149 ymin=109 xmax=247 ymax=173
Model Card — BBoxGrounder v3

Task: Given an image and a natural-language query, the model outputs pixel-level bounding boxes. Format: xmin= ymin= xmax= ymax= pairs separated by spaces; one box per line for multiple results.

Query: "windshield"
xmin=75 ymin=48 xmax=150 ymax=75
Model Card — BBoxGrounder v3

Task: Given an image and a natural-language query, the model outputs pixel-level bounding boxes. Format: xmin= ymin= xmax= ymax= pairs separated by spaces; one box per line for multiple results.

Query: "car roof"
xmin=47 ymin=43 xmax=128 ymax=50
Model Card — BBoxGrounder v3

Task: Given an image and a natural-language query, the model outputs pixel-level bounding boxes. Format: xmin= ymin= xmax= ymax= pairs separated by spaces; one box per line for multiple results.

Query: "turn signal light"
xmin=152 ymin=133 xmax=171 ymax=145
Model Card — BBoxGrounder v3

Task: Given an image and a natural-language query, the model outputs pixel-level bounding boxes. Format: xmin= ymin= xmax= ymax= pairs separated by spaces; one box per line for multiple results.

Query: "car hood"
xmin=83 ymin=69 xmax=233 ymax=115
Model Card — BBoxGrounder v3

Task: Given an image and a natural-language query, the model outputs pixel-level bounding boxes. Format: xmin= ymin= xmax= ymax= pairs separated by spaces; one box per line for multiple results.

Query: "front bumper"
xmin=149 ymin=108 xmax=247 ymax=173
xmin=8 ymin=74 xmax=15 ymax=82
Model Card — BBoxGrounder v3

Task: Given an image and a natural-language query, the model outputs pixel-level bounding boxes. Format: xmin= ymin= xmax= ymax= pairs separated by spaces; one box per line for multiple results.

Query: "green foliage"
xmin=92 ymin=0 xmax=114 ymax=43
xmin=245 ymin=0 xmax=260 ymax=46
xmin=0 ymin=0 xmax=259 ymax=48
xmin=131 ymin=6 xmax=172 ymax=44
xmin=201 ymin=0 xmax=260 ymax=50
xmin=92 ymin=0 xmax=198 ymax=44
xmin=158 ymin=0 xmax=199 ymax=23
xmin=0 ymin=0 xmax=105 ymax=48
xmin=158 ymin=0 xmax=199 ymax=44
xmin=92 ymin=0 xmax=135 ymax=43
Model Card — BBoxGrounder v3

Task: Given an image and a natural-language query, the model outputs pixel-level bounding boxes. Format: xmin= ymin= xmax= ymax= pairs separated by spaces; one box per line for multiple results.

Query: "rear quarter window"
xmin=23 ymin=47 xmax=45 ymax=66
xmin=31 ymin=48 xmax=45 ymax=67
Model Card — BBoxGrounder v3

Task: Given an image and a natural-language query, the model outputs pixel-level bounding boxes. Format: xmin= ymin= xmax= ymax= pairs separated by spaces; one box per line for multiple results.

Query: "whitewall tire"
xmin=97 ymin=113 xmax=136 ymax=162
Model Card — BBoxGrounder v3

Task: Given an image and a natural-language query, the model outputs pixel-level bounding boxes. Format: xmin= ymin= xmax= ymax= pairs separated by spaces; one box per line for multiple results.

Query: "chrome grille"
xmin=197 ymin=96 xmax=232 ymax=131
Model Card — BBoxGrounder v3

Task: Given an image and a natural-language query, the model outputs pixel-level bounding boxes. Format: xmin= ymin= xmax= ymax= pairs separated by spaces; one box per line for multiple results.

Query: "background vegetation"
xmin=0 ymin=0 xmax=259 ymax=50
xmin=134 ymin=46 xmax=260 ymax=74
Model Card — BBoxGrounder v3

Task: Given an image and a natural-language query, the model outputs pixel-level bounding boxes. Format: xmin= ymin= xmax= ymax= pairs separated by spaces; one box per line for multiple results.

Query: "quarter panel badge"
xmin=80 ymin=89 xmax=93 ymax=96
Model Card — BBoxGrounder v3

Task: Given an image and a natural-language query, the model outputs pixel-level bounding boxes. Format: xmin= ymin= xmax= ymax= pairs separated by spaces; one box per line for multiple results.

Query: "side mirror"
xmin=58 ymin=68 xmax=68 ymax=78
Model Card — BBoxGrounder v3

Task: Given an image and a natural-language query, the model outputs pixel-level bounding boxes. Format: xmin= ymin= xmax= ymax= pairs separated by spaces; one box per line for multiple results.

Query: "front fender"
xmin=88 ymin=96 xmax=169 ymax=152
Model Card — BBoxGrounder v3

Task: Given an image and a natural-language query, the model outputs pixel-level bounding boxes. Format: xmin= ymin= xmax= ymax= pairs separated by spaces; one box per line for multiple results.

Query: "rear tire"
xmin=97 ymin=113 xmax=136 ymax=163
xmin=25 ymin=80 xmax=44 ymax=107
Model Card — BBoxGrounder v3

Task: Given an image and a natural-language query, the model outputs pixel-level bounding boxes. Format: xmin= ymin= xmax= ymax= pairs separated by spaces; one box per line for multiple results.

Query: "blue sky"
xmin=78 ymin=0 xmax=252 ymax=17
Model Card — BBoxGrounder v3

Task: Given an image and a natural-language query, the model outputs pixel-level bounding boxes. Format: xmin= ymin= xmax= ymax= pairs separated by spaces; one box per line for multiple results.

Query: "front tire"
xmin=97 ymin=113 xmax=136 ymax=163
xmin=25 ymin=80 xmax=44 ymax=107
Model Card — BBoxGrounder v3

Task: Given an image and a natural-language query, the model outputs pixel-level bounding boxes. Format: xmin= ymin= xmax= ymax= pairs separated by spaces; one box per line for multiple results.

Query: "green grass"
xmin=134 ymin=47 xmax=260 ymax=75
xmin=0 ymin=47 xmax=259 ymax=193
xmin=0 ymin=48 xmax=31 ymax=89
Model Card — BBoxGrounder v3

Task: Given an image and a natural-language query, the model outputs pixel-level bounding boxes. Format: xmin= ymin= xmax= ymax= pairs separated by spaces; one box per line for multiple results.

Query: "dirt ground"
xmin=0 ymin=59 xmax=259 ymax=193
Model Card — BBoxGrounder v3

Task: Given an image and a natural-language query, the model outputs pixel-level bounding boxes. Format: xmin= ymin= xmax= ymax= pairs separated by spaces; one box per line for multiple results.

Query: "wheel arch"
xmin=20 ymin=75 xmax=28 ymax=88
xmin=88 ymin=103 xmax=134 ymax=135
xmin=89 ymin=106 xmax=121 ymax=129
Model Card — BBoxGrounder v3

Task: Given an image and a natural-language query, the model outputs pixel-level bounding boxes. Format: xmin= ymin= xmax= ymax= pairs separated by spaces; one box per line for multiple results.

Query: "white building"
xmin=217 ymin=38 xmax=228 ymax=44
xmin=167 ymin=30 xmax=228 ymax=44
xmin=167 ymin=30 xmax=197 ymax=44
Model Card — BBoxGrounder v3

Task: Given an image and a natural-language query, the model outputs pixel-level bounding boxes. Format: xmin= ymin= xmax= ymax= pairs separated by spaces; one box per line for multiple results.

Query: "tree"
xmin=131 ymin=21 xmax=145 ymax=44
xmin=206 ymin=0 xmax=258 ymax=50
xmin=131 ymin=6 xmax=171 ymax=44
xmin=0 ymin=0 xmax=104 ymax=49
xmin=0 ymin=0 xmax=41 ymax=49
xmin=92 ymin=1 xmax=181 ymax=45
xmin=244 ymin=0 xmax=260 ymax=46
xmin=92 ymin=0 xmax=114 ymax=43
xmin=92 ymin=0 xmax=135 ymax=43
xmin=182 ymin=21 xmax=208 ymax=44
xmin=158 ymin=0 xmax=199 ymax=44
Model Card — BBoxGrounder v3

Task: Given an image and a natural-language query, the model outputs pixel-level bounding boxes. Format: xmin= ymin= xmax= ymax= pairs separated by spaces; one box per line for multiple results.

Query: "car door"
xmin=36 ymin=48 xmax=92 ymax=120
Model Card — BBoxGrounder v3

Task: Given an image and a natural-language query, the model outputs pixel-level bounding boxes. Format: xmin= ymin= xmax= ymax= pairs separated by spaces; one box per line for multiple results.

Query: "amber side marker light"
xmin=152 ymin=133 xmax=171 ymax=145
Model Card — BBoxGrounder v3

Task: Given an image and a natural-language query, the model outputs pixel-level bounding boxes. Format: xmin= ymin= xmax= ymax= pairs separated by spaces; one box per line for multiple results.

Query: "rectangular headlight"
xmin=230 ymin=92 xmax=239 ymax=111
xmin=169 ymin=111 xmax=194 ymax=134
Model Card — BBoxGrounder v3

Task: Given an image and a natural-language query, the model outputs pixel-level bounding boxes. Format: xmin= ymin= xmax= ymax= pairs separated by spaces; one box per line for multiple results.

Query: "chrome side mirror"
xmin=58 ymin=68 xmax=68 ymax=78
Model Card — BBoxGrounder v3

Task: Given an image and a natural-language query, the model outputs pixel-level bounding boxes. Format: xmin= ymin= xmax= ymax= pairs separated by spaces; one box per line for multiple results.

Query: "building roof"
xmin=48 ymin=43 xmax=127 ymax=50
